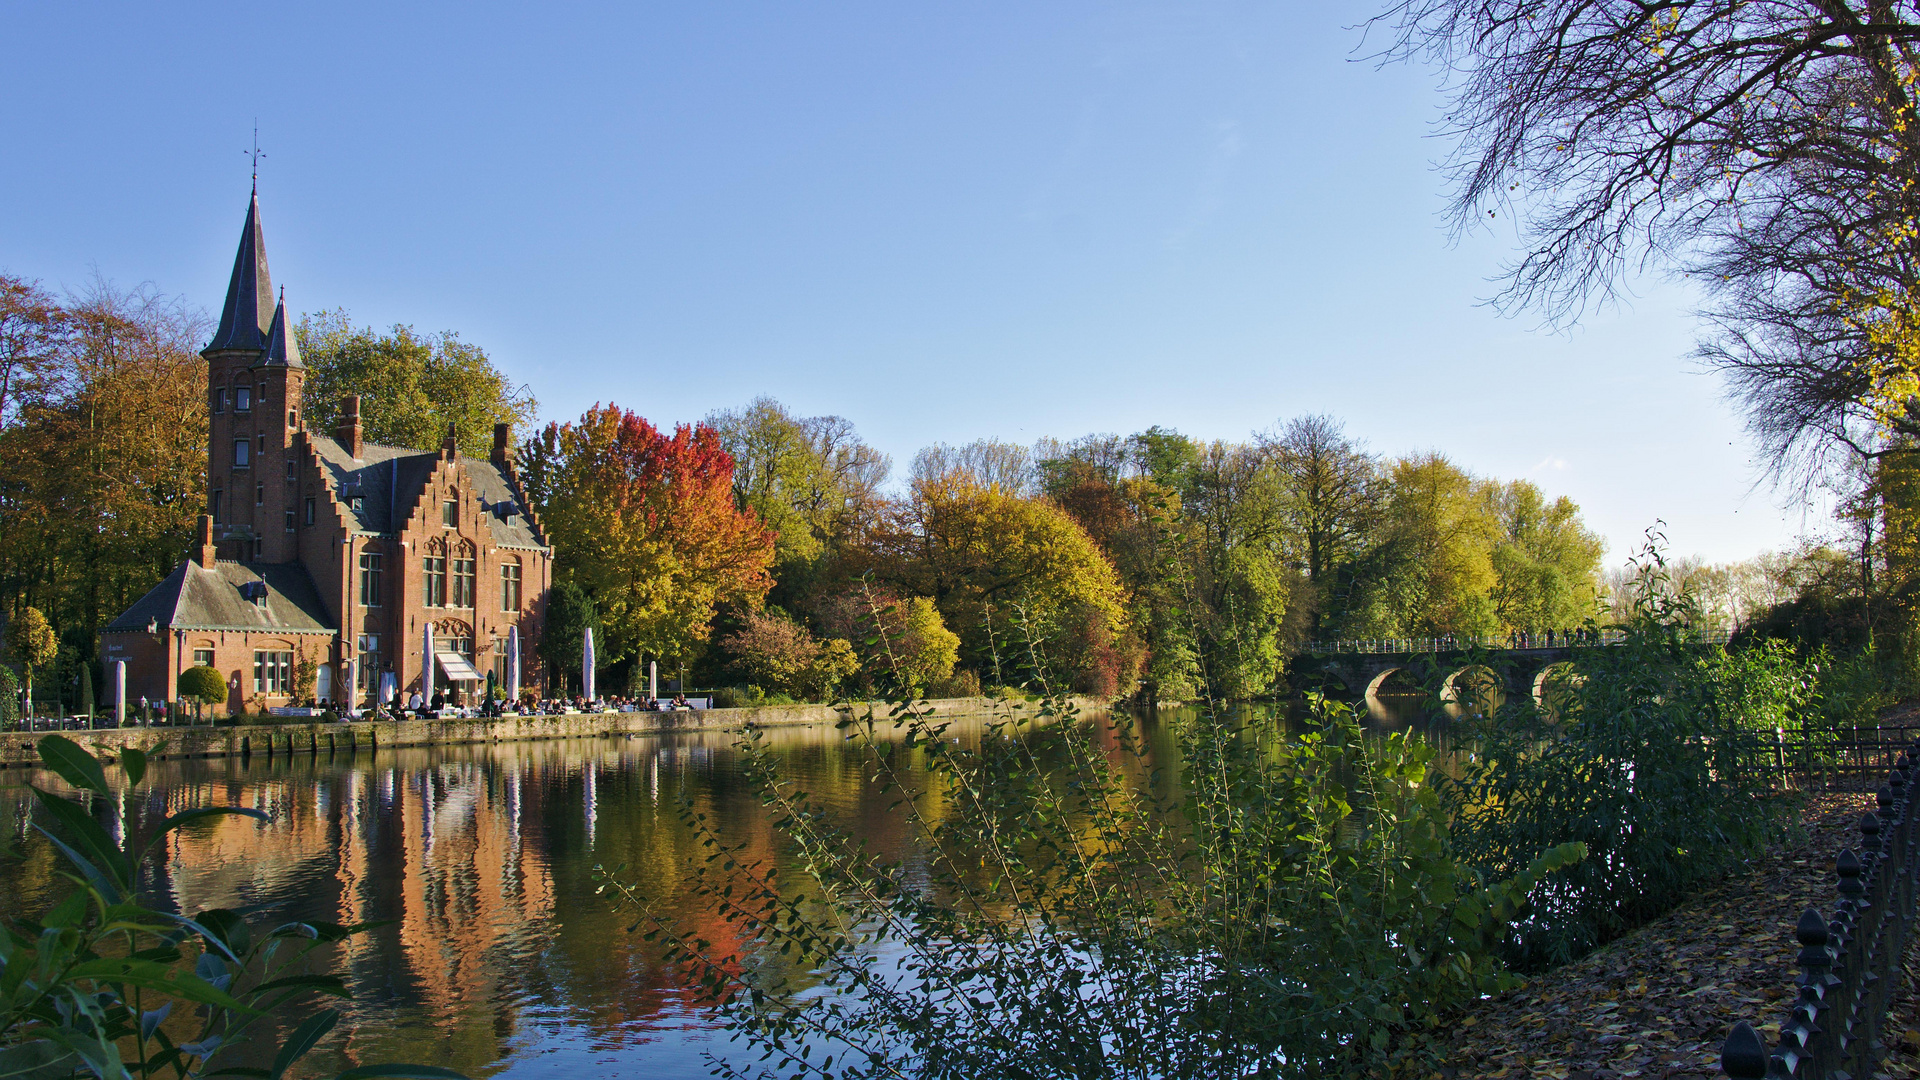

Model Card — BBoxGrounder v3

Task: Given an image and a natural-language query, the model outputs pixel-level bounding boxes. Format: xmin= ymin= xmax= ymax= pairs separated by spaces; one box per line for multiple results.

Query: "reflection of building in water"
xmin=0 ymin=719 xmax=1038 ymax=1073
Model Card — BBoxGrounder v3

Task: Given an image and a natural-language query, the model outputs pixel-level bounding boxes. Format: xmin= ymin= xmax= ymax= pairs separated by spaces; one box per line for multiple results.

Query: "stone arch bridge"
xmin=1294 ymin=643 xmax=1583 ymax=706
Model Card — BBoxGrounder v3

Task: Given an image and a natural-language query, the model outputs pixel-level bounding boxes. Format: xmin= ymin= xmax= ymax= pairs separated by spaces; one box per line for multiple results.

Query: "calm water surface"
xmin=0 ymin=695 xmax=1455 ymax=1077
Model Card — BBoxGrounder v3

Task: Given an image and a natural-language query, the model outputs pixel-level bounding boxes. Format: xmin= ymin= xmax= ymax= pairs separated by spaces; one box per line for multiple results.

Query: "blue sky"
xmin=1 ymin=2 xmax=1823 ymax=564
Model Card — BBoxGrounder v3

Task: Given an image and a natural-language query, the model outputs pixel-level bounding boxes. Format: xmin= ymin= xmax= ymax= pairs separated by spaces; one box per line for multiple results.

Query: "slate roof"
xmin=308 ymin=434 xmax=547 ymax=549
xmin=263 ymin=294 xmax=302 ymax=367
xmin=103 ymin=561 xmax=334 ymax=634
xmin=205 ymin=190 xmax=273 ymax=355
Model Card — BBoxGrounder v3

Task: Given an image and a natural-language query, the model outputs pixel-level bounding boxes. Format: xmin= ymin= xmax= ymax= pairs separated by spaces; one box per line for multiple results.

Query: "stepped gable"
xmin=105 ymin=560 xmax=334 ymax=634
xmin=307 ymin=434 xmax=545 ymax=548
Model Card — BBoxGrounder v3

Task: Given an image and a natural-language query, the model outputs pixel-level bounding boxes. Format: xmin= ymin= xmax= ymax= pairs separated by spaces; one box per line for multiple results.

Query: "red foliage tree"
xmin=524 ymin=404 xmax=775 ymax=666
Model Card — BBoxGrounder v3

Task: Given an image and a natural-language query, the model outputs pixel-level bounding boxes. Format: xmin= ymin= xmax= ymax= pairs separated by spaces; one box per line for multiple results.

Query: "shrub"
xmin=924 ymin=668 xmax=981 ymax=699
xmin=601 ymin=694 xmax=1583 ymax=1076
xmin=0 ymin=665 xmax=17 ymax=727
xmin=178 ymin=665 xmax=228 ymax=706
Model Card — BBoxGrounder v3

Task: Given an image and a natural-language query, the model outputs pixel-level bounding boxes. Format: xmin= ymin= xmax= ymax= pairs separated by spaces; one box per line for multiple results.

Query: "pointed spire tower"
xmin=204 ymin=188 xmax=274 ymax=355
xmin=263 ymin=288 xmax=303 ymax=368
xmin=202 ymin=188 xmax=307 ymax=566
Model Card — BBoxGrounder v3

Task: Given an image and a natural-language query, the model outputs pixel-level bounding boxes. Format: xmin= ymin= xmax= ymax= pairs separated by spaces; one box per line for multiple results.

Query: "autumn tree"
xmin=6 ymin=606 xmax=56 ymax=714
xmin=296 ymin=310 xmax=537 ymax=454
xmin=0 ymin=276 xmax=66 ymax=431
xmin=0 ymin=279 xmax=207 ymax=695
xmin=522 ymin=404 xmax=775 ymax=671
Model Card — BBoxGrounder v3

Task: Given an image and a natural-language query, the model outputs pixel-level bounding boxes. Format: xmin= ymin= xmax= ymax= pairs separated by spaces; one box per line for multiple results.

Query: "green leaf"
xmin=64 ymin=957 xmax=260 ymax=1014
xmin=271 ymin=1009 xmax=339 ymax=1079
xmin=36 ymin=735 xmax=108 ymax=795
xmin=31 ymin=787 xmax=131 ymax=894
xmin=0 ymin=1040 xmax=81 ymax=1080
xmin=119 ymin=746 xmax=147 ymax=788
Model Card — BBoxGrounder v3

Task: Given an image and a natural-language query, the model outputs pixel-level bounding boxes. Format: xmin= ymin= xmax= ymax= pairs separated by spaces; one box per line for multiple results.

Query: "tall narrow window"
xmin=255 ymin=483 xmax=264 ymax=506
xmin=283 ymin=508 xmax=295 ymax=533
xmin=442 ymin=499 xmax=458 ymax=527
xmin=233 ymin=440 xmax=250 ymax=468
xmin=287 ymin=409 xmax=297 ymax=429
xmin=212 ymin=388 xmax=226 ymax=415
xmin=304 ymin=498 xmax=315 ymax=525
xmin=501 ymin=559 xmax=521 ymax=612
xmin=210 ymin=490 xmax=223 ymax=524
xmin=424 ymin=556 xmax=446 ymax=607
xmin=357 ymin=635 xmax=380 ymax=689
xmin=285 ymin=458 xmax=296 ymax=481
xmin=358 ymin=552 xmax=382 ymax=606
xmin=235 ymin=386 xmax=251 ymax=413
xmin=452 ymin=558 xmax=476 ymax=608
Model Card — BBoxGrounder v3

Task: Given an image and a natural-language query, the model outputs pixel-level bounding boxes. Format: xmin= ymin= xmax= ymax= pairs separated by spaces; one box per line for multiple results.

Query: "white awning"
xmin=436 ymin=650 xmax=483 ymax=682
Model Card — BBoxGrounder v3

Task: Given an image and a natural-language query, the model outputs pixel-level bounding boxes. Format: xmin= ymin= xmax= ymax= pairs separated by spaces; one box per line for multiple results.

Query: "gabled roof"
xmin=104 ymin=560 xmax=334 ymax=635
xmin=204 ymin=190 xmax=274 ymax=355
xmin=308 ymin=433 xmax=548 ymax=549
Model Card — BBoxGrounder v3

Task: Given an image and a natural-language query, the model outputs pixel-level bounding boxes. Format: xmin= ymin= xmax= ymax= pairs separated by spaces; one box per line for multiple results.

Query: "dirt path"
xmin=1425 ymin=793 xmax=1920 ymax=1080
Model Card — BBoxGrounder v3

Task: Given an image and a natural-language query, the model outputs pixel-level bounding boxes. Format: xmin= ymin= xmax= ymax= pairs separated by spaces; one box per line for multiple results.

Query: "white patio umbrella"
xmin=345 ymin=657 xmax=359 ymax=718
xmin=114 ymin=661 xmax=126 ymax=727
xmin=582 ymin=626 xmax=596 ymax=702
xmin=422 ymin=621 xmax=436 ymax=704
xmin=506 ymin=624 xmax=521 ymax=704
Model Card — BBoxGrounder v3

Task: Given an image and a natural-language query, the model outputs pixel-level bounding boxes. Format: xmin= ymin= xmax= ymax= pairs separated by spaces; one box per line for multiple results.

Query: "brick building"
xmin=99 ymin=189 xmax=552 ymax=713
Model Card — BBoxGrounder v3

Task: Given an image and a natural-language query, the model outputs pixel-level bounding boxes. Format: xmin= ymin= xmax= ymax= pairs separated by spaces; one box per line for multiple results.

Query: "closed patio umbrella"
xmin=422 ymin=622 xmax=435 ymax=705
xmin=582 ymin=626 xmax=596 ymax=702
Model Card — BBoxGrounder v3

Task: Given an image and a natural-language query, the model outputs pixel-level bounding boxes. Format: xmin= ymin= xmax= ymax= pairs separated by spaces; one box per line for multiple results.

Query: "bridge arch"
xmin=1364 ymin=667 xmax=1416 ymax=698
xmin=1531 ymin=661 xmax=1580 ymax=712
xmin=1440 ymin=664 xmax=1505 ymax=713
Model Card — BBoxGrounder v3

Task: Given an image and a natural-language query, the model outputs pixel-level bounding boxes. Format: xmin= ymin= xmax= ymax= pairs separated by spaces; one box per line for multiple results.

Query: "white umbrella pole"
xmin=507 ymin=625 xmax=520 ymax=703
xmin=423 ymin=622 xmax=435 ymax=704
xmin=582 ymin=626 xmax=595 ymax=702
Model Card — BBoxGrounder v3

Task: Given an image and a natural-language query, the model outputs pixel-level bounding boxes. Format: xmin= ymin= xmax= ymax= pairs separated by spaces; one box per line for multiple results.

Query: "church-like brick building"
xmin=100 ymin=190 xmax=552 ymax=713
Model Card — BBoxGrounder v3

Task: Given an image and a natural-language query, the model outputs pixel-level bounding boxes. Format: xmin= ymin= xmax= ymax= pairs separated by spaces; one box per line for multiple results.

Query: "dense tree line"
xmin=0 ymin=276 xmax=1608 ymax=708
xmin=694 ymin=397 xmax=1605 ymax=702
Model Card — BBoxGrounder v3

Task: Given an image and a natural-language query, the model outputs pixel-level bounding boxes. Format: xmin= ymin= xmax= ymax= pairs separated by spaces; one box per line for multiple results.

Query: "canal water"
xmin=0 ymin=695 xmax=1449 ymax=1077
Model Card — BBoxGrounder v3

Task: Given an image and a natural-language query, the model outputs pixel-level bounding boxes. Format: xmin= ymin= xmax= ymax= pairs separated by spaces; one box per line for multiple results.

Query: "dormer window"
xmin=235 ymin=386 xmax=251 ymax=413
xmin=350 ymin=496 xmax=365 ymax=512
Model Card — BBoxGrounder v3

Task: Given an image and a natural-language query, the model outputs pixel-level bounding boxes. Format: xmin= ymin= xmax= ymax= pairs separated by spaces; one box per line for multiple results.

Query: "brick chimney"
xmin=442 ymin=422 xmax=458 ymax=458
xmin=335 ymin=395 xmax=363 ymax=458
xmin=492 ymin=422 xmax=512 ymax=466
xmin=195 ymin=514 xmax=217 ymax=569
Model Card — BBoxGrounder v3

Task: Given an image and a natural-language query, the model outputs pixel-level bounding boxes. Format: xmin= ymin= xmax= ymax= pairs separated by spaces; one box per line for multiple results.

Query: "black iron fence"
xmin=1721 ymin=744 xmax=1920 ymax=1078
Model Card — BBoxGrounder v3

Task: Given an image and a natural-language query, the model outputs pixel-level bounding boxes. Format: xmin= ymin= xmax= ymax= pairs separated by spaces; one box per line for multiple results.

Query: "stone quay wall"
xmin=0 ymin=697 xmax=1101 ymax=768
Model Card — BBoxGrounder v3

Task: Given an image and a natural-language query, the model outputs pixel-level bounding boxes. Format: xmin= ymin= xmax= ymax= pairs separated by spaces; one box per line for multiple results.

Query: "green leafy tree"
xmin=704 ymin=397 xmax=888 ymax=592
xmin=1484 ymin=479 xmax=1604 ymax=633
xmin=295 ymin=310 xmax=537 ymax=454
xmin=538 ymin=580 xmax=598 ymax=694
xmin=0 ymin=666 xmax=16 ymax=727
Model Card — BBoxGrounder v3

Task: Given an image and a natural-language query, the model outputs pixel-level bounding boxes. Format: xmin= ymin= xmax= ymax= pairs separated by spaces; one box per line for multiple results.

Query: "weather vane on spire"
xmin=247 ymin=121 xmax=265 ymax=189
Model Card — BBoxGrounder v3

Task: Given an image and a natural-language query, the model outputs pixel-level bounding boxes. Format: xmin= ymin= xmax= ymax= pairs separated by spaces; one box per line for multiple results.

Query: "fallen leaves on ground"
xmin=1419 ymin=792 xmax=1920 ymax=1080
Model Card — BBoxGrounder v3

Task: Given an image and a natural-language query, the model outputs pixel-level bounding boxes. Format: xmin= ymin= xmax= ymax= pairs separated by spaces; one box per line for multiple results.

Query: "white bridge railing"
xmin=1300 ymin=629 xmax=1732 ymax=655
